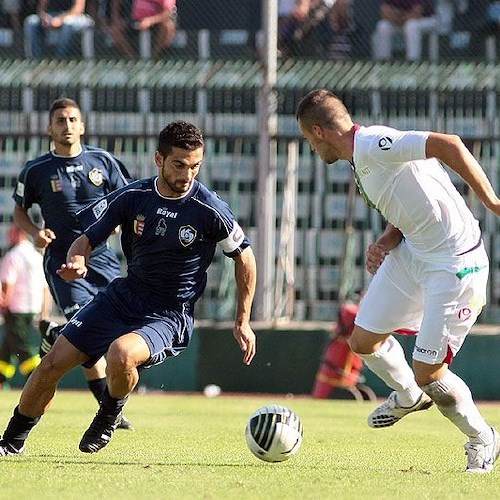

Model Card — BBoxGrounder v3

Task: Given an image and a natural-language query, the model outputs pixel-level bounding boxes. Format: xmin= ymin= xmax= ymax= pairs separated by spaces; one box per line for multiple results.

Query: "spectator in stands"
xmin=371 ymin=0 xmax=438 ymax=61
xmin=131 ymin=0 xmax=177 ymax=58
xmin=0 ymin=224 xmax=50 ymax=390
xmin=101 ymin=0 xmax=136 ymax=58
xmin=1 ymin=0 xmax=21 ymax=32
xmin=279 ymin=0 xmax=352 ymax=58
xmin=324 ymin=0 xmax=353 ymax=59
xmin=23 ymin=0 xmax=95 ymax=58
xmin=278 ymin=0 xmax=311 ymax=57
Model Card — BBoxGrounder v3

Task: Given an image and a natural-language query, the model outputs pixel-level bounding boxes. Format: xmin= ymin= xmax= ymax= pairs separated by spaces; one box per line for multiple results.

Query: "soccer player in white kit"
xmin=296 ymin=88 xmax=500 ymax=473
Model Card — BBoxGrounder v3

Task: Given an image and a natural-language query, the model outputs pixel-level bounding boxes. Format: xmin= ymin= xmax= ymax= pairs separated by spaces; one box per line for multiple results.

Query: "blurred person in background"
xmin=101 ymin=0 xmax=176 ymax=58
xmin=312 ymin=300 xmax=376 ymax=401
xmin=371 ymin=0 xmax=439 ymax=61
xmin=278 ymin=0 xmax=311 ymax=56
xmin=131 ymin=0 xmax=177 ymax=58
xmin=100 ymin=0 xmax=136 ymax=58
xmin=1 ymin=0 xmax=21 ymax=32
xmin=0 ymin=224 xmax=51 ymax=390
xmin=23 ymin=0 xmax=95 ymax=58
xmin=12 ymin=97 xmax=134 ymax=430
xmin=279 ymin=0 xmax=352 ymax=58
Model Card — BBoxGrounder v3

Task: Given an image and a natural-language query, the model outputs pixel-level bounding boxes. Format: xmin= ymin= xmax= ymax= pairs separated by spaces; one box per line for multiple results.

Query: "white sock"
xmin=421 ymin=370 xmax=493 ymax=444
xmin=359 ymin=335 xmax=423 ymax=407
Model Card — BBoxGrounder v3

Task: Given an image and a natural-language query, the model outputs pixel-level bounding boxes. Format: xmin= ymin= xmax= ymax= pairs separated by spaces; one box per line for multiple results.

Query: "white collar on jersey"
xmin=50 ymin=145 xmax=83 ymax=158
xmin=154 ymin=176 xmax=195 ymax=200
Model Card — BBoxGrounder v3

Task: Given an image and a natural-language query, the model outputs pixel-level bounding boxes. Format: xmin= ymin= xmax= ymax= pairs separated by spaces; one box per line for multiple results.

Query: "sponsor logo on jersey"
xmin=88 ymin=168 xmax=104 ymax=186
xmin=179 ymin=225 xmax=197 ymax=247
xmin=66 ymin=164 xmax=84 ymax=173
xmin=134 ymin=214 xmax=146 ymax=235
xmin=378 ymin=136 xmax=393 ymax=150
xmin=156 ymin=207 xmax=178 ymax=218
xmin=92 ymin=199 xmax=108 ymax=219
xmin=155 ymin=218 xmax=167 ymax=236
xmin=50 ymin=175 xmax=62 ymax=192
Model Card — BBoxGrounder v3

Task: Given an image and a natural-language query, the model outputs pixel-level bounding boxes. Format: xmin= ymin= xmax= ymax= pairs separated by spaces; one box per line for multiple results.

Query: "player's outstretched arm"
xmin=233 ymin=246 xmax=257 ymax=365
xmin=56 ymin=234 xmax=92 ymax=281
xmin=426 ymin=133 xmax=500 ymax=216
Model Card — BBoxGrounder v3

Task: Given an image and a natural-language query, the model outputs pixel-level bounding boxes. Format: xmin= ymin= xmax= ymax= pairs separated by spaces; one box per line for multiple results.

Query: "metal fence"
xmin=0 ymin=55 xmax=498 ymax=322
xmin=0 ymin=131 xmax=498 ymax=322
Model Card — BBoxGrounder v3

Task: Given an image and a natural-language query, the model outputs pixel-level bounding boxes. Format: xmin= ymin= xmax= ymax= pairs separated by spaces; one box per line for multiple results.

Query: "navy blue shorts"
xmin=61 ymin=278 xmax=194 ymax=369
xmin=44 ymin=245 xmax=121 ymax=320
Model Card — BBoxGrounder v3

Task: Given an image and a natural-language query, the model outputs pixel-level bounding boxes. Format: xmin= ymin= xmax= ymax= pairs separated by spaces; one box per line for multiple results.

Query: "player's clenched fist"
xmin=365 ymin=243 xmax=388 ymax=275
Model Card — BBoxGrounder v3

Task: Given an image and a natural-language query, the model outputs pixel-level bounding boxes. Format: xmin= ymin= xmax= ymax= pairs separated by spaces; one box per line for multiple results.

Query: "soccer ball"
xmin=245 ymin=404 xmax=303 ymax=462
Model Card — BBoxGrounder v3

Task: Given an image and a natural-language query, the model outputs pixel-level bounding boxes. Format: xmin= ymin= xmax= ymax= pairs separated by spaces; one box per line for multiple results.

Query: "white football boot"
xmin=367 ymin=391 xmax=433 ymax=428
xmin=464 ymin=427 xmax=500 ymax=473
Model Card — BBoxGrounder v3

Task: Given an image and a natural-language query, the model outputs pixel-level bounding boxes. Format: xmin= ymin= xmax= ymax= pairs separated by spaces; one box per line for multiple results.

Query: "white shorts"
xmin=355 ymin=240 xmax=489 ymax=364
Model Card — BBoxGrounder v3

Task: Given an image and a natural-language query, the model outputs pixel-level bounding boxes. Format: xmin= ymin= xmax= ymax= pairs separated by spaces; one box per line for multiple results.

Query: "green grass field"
xmin=1 ymin=390 xmax=499 ymax=499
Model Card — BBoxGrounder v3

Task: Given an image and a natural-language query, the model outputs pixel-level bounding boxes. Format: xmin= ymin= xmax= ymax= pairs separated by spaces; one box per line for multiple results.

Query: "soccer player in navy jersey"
xmin=11 ymin=97 xmax=134 ymax=430
xmin=0 ymin=120 xmax=257 ymax=455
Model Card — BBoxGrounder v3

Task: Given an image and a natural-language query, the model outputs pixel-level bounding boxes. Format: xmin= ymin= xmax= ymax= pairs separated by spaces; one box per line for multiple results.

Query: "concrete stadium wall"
xmin=7 ymin=324 xmax=500 ymax=400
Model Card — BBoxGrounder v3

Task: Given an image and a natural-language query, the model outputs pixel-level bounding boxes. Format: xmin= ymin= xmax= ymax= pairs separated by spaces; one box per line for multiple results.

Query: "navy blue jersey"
xmin=77 ymin=177 xmax=250 ymax=306
xmin=13 ymin=145 xmax=130 ymax=254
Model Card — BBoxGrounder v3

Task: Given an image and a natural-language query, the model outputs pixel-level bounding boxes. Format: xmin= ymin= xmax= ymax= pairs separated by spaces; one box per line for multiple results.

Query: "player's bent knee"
xmin=37 ymin=355 xmax=71 ymax=382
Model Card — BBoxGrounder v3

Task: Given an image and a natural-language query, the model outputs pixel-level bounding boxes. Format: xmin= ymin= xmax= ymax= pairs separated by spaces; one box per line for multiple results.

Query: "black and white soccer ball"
xmin=245 ymin=404 xmax=303 ymax=462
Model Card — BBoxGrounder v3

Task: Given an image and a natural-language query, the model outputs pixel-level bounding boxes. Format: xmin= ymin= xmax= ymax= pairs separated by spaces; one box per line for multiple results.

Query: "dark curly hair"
xmin=157 ymin=121 xmax=204 ymax=156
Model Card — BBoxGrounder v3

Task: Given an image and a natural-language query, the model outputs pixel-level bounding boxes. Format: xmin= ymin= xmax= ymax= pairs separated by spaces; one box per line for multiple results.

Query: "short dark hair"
xmin=49 ymin=98 xmax=81 ymax=121
xmin=157 ymin=121 xmax=204 ymax=156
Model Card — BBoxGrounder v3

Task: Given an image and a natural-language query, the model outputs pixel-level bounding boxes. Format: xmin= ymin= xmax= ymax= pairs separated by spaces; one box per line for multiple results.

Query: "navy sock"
xmin=2 ymin=406 xmax=41 ymax=450
xmin=87 ymin=377 xmax=107 ymax=403
xmin=100 ymin=386 xmax=128 ymax=417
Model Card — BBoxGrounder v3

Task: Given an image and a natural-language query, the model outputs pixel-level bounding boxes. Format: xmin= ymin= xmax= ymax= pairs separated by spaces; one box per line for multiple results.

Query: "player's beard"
xmin=160 ymin=165 xmax=192 ymax=195
xmin=56 ymin=134 xmax=77 ymax=147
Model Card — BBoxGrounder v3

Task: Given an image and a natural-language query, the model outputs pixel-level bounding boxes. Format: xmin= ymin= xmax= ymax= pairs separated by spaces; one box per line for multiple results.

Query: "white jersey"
xmin=352 ymin=125 xmax=481 ymax=263
xmin=0 ymin=240 xmax=46 ymax=313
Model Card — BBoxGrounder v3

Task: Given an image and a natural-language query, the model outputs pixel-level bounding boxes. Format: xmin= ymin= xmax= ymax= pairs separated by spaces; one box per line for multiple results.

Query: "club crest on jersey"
xmin=134 ymin=214 xmax=146 ymax=236
xmin=88 ymin=168 xmax=104 ymax=186
xmin=179 ymin=225 xmax=197 ymax=247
